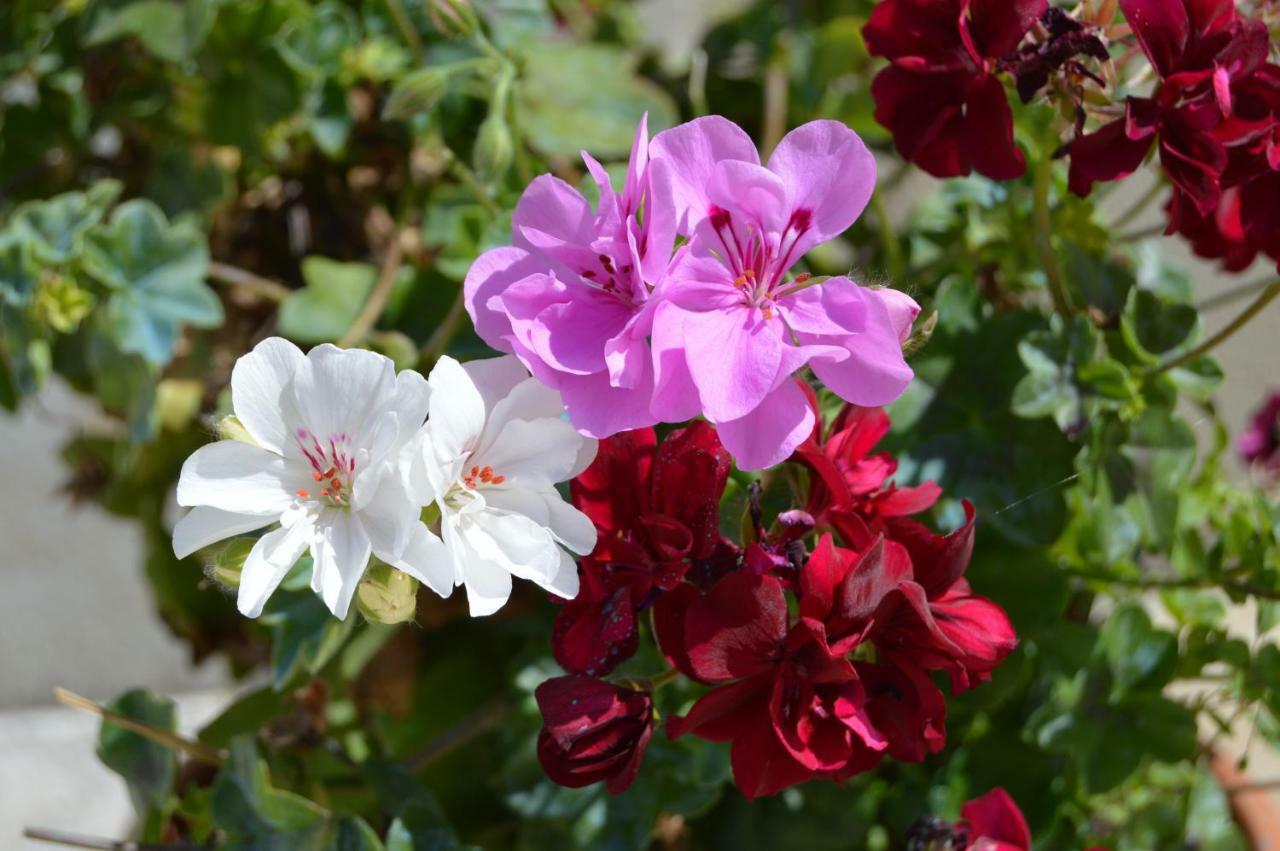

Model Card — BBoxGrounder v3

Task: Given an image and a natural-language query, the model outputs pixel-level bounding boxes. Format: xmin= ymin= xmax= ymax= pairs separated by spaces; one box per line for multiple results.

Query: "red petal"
xmin=570 ymin=427 xmax=657 ymax=542
xmin=684 ymin=573 xmax=789 ymax=682
xmin=728 ymin=694 xmax=816 ymax=799
xmin=961 ymin=74 xmax=1027 ymax=180
xmin=1067 ymin=112 xmax=1157 ymax=197
xmin=968 ymin=0 xmax=1047 ymax=59
xmin=666 ymin=675 xmax=770 ymax=742
xmin=863 ymin=0 xmax=967 ymax=62
xmin=871 ymin=67 xmax=974 ymax=178
xmin=1120 ymin=0 xmax=1190 ymax=77
xmin=884 ymin=500 xmax=977 ymax=597
xmin=962 ymin=787 xmax=1032 ymax=850
xmin=828 ymin=537 xmax=914 ymax=641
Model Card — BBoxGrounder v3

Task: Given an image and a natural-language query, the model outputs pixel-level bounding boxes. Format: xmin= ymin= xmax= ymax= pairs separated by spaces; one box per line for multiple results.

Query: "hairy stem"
xmin=54 ymin=688 xmax=225 ymax=765
xmin=383 ymin=0 xmax=424 ymax=63
xmin=1033 ymin=155 xmax=1074 ymax=315
xmin=870 ymin=191 xmax=906 ymax=283
xmin=1150 ymin=279 xmax=1280 ymax=376
xmin=206 ymin=262 xmax=290 ymax=303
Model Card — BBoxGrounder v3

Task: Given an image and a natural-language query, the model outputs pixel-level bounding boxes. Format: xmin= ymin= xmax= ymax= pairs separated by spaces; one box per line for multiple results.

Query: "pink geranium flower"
xmin=464 ymin=115 xmax=676 ymax=438
xmin=647 ymin=117 xmax=918 ymax=470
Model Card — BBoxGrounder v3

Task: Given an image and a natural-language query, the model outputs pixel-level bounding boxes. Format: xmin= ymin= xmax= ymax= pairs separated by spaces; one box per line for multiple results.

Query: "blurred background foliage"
xmin=2 ymin=0 xmax=1279 ymax=848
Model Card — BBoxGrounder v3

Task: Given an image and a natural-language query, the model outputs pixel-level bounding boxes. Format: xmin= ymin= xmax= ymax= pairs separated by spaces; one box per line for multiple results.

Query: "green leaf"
xmin=327 ymin=817 xmax=386 ymax=851
xmin=83 ymin=200 xmax=222 ymax=365
xmin=12 ymin=187 xmax=117 ymax=263
xmin=1099 ymin=603 xmax=1178 ymax=696
xmin=262 ymin=591 xmax=359 ymax=689
xmin=1122 ymin=287 xmax=1198 ymax=360
xmin=97 ymin=690 xmax=177 ymax=814
xmin=278 ymin=257 xmax=410 ymax=344
xmin=275 ymin=2 xmax=357 ymax=78
xmin=199 ymin=687 xmax=284 ymax=749
xmin=211 ymin=738 xmax=330 ymax=851
xmin=0 ymin=233 xmax=39 ymax=307
xmin=515 ymin=44 xmax=677 ymax=158
xmin=82 ymin=0 xmax=215 ymax=62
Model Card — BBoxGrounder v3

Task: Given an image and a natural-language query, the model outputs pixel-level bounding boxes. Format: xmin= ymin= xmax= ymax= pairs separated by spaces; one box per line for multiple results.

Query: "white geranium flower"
xmin=172 ymin=337 xmax=442 ymax=619
xmin=405 ymin=355 xmax=598 ymax=617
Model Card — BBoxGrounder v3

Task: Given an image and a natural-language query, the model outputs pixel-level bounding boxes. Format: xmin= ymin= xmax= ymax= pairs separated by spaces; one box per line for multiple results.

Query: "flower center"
xmin=578 ymin=251 xmax=636 ymax=304
xmin=708 ymin=205 xmax=814 ymax=312
xmin=463 ymin=464 xmax=505 ymax=489
xmin=293 ymin=428 xmax=357 ymax=508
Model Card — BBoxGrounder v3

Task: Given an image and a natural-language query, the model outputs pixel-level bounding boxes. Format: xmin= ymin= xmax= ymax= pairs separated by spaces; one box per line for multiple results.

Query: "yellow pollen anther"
xmin=734 ymin=276 xmax=747 ymax=287
xmin=744 ymin=269 xmax=755 ymax=279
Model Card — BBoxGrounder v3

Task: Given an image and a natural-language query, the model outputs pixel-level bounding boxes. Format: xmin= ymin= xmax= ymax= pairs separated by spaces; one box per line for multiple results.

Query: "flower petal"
xmin=358 ymin=472 xmax=417 ymax=563
xmin=767 ymin=120 xmax=877 ymax=249
xmin=172 ymin=506 xmax=275 ymax=559
xmin=238 ymin=520 xmax=312 ymax=618
xmin=512 ymin=174 xmax=598 ymax=266
xmin=682 ymin=306 xmax=783 ymax=422
xmin=294 ymin=344 xmax=397 ymax=447
xmin=716 ymin=379 xmax=816 ymax=471
xmin=1120 ymin=0 xmax=1190 ymax=78
xmin=390 ymin=521 xmax=453 ymax=598
xmin=649 ymin=302 xmax=704 ymax=423
xmin=480 ymin=417 xmax=592 ymax=490
xmin=463 ymin=355 xmax=532 ymax=413
xmin=649 ymin=115 xmax=760 ymax=234
xmin=426 ymin=355 xmax=486 ymax=462
xmin=960 ymin=74 xmax=1027 ymax=181
xmin=176 ymin=440 xmax=293 ymax=514
xmin=558 ymin=369 xmax=658 ymax=439
xmin=805 ymin=293 xmax=914 ymax=407
xmin=961 ymin=788 xmax=1032 ymax=849
xmin=231 ymin=337 xmax=304 ymax=454
xmin=311 ymin=509 xmax=373 ymax=619
xmin=465 ymin=247 xmax=555 ymax=350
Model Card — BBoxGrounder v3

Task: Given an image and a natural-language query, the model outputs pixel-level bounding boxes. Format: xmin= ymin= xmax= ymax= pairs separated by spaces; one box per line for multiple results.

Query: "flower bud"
xmin=216 ymin=415 xmax=257 ymax=445
xmin=428 ymin=0 xmax=478 ymax=38
xmin=32 ymin=270 xmax=94 ymax=333
xmin=535 ymin=675 xmax=653 ymax=794
xmin=473 ymin=110 xmax=513 ymax=184
xmin=209 ymin=537 xmax=256 ymax=588
xmin=356 ymin=562 xmax=419 ymax=624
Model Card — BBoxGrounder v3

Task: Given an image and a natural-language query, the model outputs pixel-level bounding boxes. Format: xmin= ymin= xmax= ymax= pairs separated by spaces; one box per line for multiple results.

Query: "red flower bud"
xmin=535 ymin=675 xmax=654 ymax=794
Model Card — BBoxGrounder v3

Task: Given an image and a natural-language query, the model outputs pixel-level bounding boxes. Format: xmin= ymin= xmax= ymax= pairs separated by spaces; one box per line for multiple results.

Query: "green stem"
xmin=383 ymin=0 xmax=424 ymax=63
xmin=446 ymin=148 xmax=501 ymax=215
xmin=870 ymin=191 xmax=905 ymax=283
xmin=647 ymin=668 xmax=681 ymax=689
xmin=337 ymin=230 xmax=406 ymax=349
xmin=419 ymin=284 xmax=469 ymax=365
xmin=1060 ymin=565 xmax=1280 ymax=601
xmin=1197 ymin=275 xmax=1280 ymax=312
xmin=1115 ymin=222 xmax=1167 ymax=242
xmin=206 ymin=261 xmax=290 ymax=303
xmin=1149 ymin=279 xmax=1280 ymax=376
xmin=1033 ymin=155 xmax=1074 ymax=315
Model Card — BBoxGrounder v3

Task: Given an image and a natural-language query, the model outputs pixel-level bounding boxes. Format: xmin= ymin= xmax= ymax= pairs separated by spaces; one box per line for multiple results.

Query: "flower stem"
xmin=1060 ymin=565 xmax=1280 ymax=601
xmin=53 ymin=688 xmax=225 ymax=765
xmin=870 ymin=191 xmax=906 ymax=283
xmin=1197 ymin=275 xmax=1280 ymax=312
xmin=337 ymin=229 xmax=407 ymax=349
xmin=1149 ymin=279 xmax=1280 ymax=377
xmin=419 ymin=283 xmax=469 ymax=365
xmin=647 ymin=668 xmax=681 ymax=690
xmin=1032 ymin=155 xmax=1074 ymax=316
xmin=446 ymin=147 xmax=501 ymax=215
xmin=382 ymin=0 xmax=424 ymax=63
xmin=405 ymin=699 xmax=511 ymax=770
xmin=206 ymin=261 xmax=290 ymax=303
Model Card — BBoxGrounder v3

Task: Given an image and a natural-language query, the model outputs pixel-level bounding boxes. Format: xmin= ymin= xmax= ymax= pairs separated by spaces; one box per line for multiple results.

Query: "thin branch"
xmin=24 ymin=827 xmax=206 ymax=850
xmin=405 ymin=700 xmax=511 ymax=770
xmin=53 ymin=688 xmax=225 ymax=765
xmin=870 ymin=191 xmax=905 ymax=282
xmin=1149 ymin=279 xmax=1280 ymax=376
xmin=337 ymin=231 xmax=408 ymax=349
xmin=1032 ymin=156 xmax=1075 ymax=315
xmin=1197 ymin=275 xmax=1279 ymax=312
xmin=1116 ymin=222 xmax=1167 ymax=242
xmin=1059 ymin=567 xmax=1280 ymax=602
xmin=419 ymin=284 xmax=469 ymax=364
xmin=446 ymin=148 xmax=501 ymax=215
xmin=383 ymin=0 xmax=424 ymax=63
xmin=206 ymin=262 xmax=290 ymax=303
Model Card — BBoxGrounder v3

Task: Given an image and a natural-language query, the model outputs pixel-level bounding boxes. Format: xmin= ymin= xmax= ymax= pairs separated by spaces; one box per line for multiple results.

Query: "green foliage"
xmin=4 ymin=0 xmax=1278 ymax=849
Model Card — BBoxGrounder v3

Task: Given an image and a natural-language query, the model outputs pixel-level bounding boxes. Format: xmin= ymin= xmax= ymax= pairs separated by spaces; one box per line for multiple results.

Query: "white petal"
xmin=400 ymin=430 xmax=437 ymax=506
xmin=388 ymin=369 xmax=431 ymax=447
xmin=470 ymin=511 xmax=562 ymax=584
xmin=358 ymin=472 xmax=416 ymax=562
xmin=477 ymin=377 xmax=564 ymax=450
xmin=461 ymin=355 xmax=529 ymax=413
xmin=238 ymin=521 xmax=312 ymax=618
xmin=311 ymin=510 xmax=373 ymax=619
xmin=176 ymin=441 xmax=293 ymax=514
xmin=546 ymin=547 xmax=581 ymax=600
xmin=294 ymin=344 xmax=396 ymax=447
xmin=459 ymin=554 xmax=514 ymax=617
xmin=569 ymin=437 xmax=598 ymax=480
xmin=478 ymin=417 xmax=590 ymax=490
xmin=542 ymin=496 xmax=597 ymax=556
xmin=390 ymin=522 xmax=453 ymax=598
xmin=231 ymin=337 xmax=305 ymax=454
xmin=426 ymin=355 xmax=486 ymax=462
xmin=352 ymin=412 xmax=400 ymax=498
xmin=173 ymin=506 xmax=275 ymax=559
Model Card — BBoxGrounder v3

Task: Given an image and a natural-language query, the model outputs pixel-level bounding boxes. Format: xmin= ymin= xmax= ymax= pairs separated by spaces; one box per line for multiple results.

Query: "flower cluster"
xmin=534 ymin=404 xmax=1016 ymax=798
xmin=173 ymin=338 xmax=597 ymax=619
xmin=908 ymin=787 xmax=1109 ymax=851
xmin=466 ymin=114 xmax=918 ymax=470
xmin=862 ymin=0 xmax=1280 ymax=271
xmin=1067 ymin=0 xmax=1280 ymax=270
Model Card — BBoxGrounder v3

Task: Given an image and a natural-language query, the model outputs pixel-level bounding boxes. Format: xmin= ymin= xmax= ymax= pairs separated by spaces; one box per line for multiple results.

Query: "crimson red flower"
xmin=794 ymin=401 xmax=941 ymax=531
xmin=664 ymin=571 xmax=887 ymax=799
xmin=863 ymin=0 xmax=1047 ymax=179
xmin=534 ymin=675 xmax=654 ymax=794
xmin=1068 ymin=0 xmax=1270 ymax=215
xmin=554 ymin=422 xmax=735 ymax=676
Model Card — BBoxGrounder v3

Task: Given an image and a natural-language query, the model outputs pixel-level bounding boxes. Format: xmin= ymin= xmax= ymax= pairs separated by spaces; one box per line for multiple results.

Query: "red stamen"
xmin=296 ymin=489 xmax=310 ymax=498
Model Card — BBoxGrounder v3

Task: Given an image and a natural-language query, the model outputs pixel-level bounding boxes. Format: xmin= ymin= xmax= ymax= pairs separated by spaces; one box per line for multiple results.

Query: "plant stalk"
xmin=53 ymin=688 xmax=225 ymax=765
xmin=1150 ymin=279 xmax=1280 ymax=376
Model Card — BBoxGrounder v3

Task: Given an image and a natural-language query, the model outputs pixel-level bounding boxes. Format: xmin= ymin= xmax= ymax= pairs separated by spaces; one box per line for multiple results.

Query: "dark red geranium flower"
xmin=554 ymin=422 xmax=735 ymax=676
xmin=794 ymin=400 xmax=941 ymax=531
xmin=664 ymin=571 xmax=887 ymax=798
xmin=1000 ymin=8 xmax=1109 ymax=104
xmin=1068 ymin=0 xmax=1270 ymax=213
xmin=863 ymin=0 xmax=1047 ymax=179
xmin=534 ymin=675 xmax=654 ymax=794
xmin=837 ymin=503 xmax=1018 ymax=693
xmin=1239 ymin=390 xmax=1280 ymax=473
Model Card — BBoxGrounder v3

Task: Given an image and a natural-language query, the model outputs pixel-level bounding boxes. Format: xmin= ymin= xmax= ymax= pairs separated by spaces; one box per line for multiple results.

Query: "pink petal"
xmin=778 ymin=279 xmax=870 ymax=337
xmin=870 ymin=287 xmax=921 ymax=343
xmin=513 ymin=174 xmax=597 ymax=256
xmin=707 ymin=160 xmax=790 ymax=234
xmin=464 ymin=247 xmax=546 ymax=351
xmin=499 ymin=274 xmax=631 ymax=375
xmin=717 ymin=379 xmax=816 ymax=471
xmin=804 ymin=293 xmax=914 ymax=407
xmin=648 ymin=302 xmax=704 ymax=423
xmin=649 ymin=115 xmax=760 ymax=234
xmin=558 ymin=368 xmax=658 ymax=439
xmin=767 ymin=120 xmax=877 ymax=250
xmin=682 ymin=307 xmax=784 ymax=422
